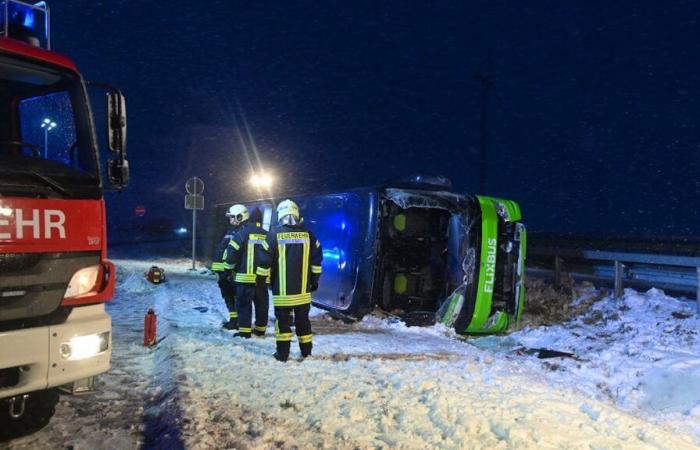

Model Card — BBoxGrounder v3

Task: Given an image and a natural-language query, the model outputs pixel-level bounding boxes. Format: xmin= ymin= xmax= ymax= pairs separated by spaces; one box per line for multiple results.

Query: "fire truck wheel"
xmin=0 ymin=388 xmax=59 ymax=442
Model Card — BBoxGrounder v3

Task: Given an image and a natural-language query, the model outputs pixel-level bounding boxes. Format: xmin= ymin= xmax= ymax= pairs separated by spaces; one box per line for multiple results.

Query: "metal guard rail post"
xmin=526 ymin=235 xmax=700 ymax=315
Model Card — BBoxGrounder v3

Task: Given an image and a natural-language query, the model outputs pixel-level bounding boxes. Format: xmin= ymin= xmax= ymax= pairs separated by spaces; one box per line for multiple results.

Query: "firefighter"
xmin=225 ymin=207 xmax=270 ymax=338
xmin=211 ymin=204 xmax=245 ymax=330
xmin=255 ymin=199 xmax=323 ymax=361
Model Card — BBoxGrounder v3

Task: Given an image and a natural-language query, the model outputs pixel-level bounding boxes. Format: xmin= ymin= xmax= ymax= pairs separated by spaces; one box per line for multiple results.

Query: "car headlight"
xmin=60 ymin=332 xmax=110 ymax=360
xmin=64 ymin=265 xmax=100 ymax=298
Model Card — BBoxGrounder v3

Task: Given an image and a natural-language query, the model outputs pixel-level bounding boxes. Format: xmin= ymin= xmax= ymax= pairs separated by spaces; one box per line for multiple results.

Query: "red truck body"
xmin=0 ymin=1 xmax=128 ymax=438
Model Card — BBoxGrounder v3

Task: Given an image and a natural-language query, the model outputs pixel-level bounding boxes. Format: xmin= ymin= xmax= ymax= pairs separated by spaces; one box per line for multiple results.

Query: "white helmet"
xmin=276 ymin=199 xmax=300 ymax=225
xmin=226 ymin=204 xmax=249 ymax=224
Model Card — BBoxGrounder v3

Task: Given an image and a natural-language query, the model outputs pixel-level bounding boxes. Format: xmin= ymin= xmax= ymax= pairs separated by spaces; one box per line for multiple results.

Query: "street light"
xmin=249 ymin=172 xmax=274 ymax=190
xmin=40 ymin=118 xmax=57 ymax=158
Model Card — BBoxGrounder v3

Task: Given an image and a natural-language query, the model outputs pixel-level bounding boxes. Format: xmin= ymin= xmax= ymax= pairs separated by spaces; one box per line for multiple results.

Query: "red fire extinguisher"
xmin=144 ymin=308 xmax=157 ymax=347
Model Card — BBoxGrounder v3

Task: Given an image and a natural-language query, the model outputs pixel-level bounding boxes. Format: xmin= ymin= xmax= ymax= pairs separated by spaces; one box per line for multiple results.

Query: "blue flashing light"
xmin=340 ymin=221 xmax=346 ymax=231
xmin=22 ymin=8 xmax=34 ymax=28
xmin=174 ymin=227 xmax=188 ymax=235
xmin=322 ymin=249 xmax=341 ymax=261
xmin=8 ymin=2 xmax=33 ymax=27
xmin=2 ymin=1 xmax=49 ymax=48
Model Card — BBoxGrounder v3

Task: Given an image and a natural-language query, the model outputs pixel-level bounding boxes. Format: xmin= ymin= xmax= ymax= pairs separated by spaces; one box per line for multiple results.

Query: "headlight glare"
xmin=60 ymin=332 xmax=110 ymax=360
xmin=64 ymin=266 xmax=100 ymax=298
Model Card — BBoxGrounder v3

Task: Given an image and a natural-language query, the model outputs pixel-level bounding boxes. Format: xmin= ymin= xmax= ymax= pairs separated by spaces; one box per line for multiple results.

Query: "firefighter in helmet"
xmin=255 ymin=199 xmax=323 ymax=361
xmin=211 ymin=204 xmax=246 ymax=329
xmin=225 ymin=206 xmax=270 ymax=338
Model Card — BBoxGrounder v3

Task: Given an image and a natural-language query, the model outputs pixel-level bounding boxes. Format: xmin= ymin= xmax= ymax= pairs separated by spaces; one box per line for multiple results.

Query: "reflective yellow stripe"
xmin=229 ymin=240 xmax=240 ymax=250
xmin=247 ymin=240 xmax=254 ymax=275
xmin=223 ymin=263 xmax=234 ymax=270
xmin=234 ymin=273 xmax=256 ymax=283
xmin=311 ymin=265 xmax=322 ymax=274
xmin=256 ymin=267 xmax=271 ymax=276
xmin=275 ymin=320 xmax=293 ymax=341
xmin=254 ymin=325 xmax=267 ymax=332
xmin=262 ymin=241 xmax=269 ymax=251
xmin=274 ymin=293 xmax=312 ymax=301
xmin=279 ymin=243 xmax=286 ymax=297
xmin=301 ymin=239 xmax=309 ymax=295
xmin=211 ymin=262 xmax=226 ymax=271
xmin=272 ymin=293 xmax=312 ymax=307
xmin=239 ymin=327 xmax=252 ymax=333
xmin=298 ymin=334 xmax=313 ymax=344
xmin=229 ymin=312 xmax=238 ymax=318
xmin=248 ymin=234 xmax=267 ymax=277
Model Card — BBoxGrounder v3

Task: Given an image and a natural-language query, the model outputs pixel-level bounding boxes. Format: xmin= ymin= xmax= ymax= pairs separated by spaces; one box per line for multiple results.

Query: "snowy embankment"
xmin=511 ymin=285 xmax=700 ymax=442
xmin=4 ymin=258 xmax=700 ymax=449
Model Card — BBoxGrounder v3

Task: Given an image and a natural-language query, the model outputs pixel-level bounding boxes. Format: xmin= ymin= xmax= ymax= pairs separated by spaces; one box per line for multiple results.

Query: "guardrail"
xmin=526 ymin=234 xmax=700 ymax=313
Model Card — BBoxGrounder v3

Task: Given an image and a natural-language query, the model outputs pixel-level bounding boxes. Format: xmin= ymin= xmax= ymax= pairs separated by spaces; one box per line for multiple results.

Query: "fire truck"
xmin=0 ymin=1 xmax=128 ymax=438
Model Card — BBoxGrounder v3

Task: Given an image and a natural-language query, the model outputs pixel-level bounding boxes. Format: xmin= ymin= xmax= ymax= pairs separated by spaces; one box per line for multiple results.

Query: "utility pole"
xmin=474 ymin=73 xmax=493 ymax=193
xmin=473 ymin=36 xmax=494 ymax=194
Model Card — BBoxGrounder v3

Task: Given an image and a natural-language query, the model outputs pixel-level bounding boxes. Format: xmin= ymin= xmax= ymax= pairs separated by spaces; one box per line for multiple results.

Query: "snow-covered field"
xmin=3 ymin=258 xmax=699 ymax=449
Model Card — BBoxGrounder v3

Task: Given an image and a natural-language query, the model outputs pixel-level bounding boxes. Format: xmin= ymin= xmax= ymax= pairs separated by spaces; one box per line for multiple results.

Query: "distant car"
xmin=209 ymin=176 xmax=526 ymax=334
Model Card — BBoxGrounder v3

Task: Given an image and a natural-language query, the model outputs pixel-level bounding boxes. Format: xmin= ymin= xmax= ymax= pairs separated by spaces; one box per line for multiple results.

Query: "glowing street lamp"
xmin=249 ymin=172 xmax=274 ymax=190
xmin=40 ymin=118 xmax=57 ymax=158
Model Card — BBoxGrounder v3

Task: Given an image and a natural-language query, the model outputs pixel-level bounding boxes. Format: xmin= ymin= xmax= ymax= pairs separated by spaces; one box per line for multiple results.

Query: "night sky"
xmin=53 ymin=1 xmax=699 ymax=237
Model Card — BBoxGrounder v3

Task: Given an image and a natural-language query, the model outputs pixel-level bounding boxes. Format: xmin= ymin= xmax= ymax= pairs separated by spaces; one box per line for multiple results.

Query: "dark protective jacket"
xmin=225 ymin=222 xmax=269 ymax=284
xmin=211 ymin=225 xmax=239 ymax=272
xmin=255 ymin=223 xmax=323 ymax=307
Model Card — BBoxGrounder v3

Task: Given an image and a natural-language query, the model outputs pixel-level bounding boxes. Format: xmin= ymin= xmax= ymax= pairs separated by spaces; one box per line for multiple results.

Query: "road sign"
xmin=186 ymin=177 xmax=204 ymax=195
xmin=184 ymin=177 xmax=204 ymax=271
xmin=185 ymin=194 xmax=204 ymax=210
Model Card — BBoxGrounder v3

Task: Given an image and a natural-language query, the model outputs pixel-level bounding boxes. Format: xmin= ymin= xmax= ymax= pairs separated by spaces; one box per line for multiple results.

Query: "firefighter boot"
xmin=222 ymin=312 xmax=238 ymax=330
xmin=300 ymin=342 xmax=312 ymax=358
xmin=274 ymin=341 xmax=291 ymax=362
xmin=223 ymin=319 xmax=238 ymax=330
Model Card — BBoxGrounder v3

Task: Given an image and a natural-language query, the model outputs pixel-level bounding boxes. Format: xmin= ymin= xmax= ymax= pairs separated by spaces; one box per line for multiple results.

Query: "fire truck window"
xmin=18 ymin=91 xmax=82 ymax=169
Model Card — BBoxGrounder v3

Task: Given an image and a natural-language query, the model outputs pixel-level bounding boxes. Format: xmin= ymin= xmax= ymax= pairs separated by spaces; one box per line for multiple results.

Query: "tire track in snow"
xmin=141 ymin=275 xmax=187 ymax=450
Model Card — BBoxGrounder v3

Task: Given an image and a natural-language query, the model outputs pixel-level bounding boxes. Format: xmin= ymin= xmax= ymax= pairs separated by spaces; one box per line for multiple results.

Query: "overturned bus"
xmin=210 ymin=176 xmax=526 ymax=334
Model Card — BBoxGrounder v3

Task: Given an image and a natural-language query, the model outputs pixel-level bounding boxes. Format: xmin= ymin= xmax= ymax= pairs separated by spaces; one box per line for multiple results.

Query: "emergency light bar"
xmin=0 ymin=0 xmax=50 ymax=49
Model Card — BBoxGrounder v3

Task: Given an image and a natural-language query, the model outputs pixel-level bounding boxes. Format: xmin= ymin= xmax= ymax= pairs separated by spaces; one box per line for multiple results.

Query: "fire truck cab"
xmin=0 ymin=1 xmax=128 ymax=439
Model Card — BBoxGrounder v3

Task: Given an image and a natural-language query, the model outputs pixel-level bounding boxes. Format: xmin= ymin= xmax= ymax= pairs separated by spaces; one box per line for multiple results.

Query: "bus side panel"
xmin=297 ymin=191 xmax=375 ymax=315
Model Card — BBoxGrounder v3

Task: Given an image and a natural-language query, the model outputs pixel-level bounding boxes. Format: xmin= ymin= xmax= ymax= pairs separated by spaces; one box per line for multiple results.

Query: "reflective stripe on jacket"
xmin=256 ymin=224 xmax=323 ymax=306
xmin=211 ymin=226 xmax=239 ymax=272
xmin=225 ymin=222 xmax=269 ymax=284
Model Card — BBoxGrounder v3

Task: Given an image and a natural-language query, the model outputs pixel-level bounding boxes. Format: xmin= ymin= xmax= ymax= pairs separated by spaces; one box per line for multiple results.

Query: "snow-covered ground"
xmin=3 ymin=258 xmax=699 ymax=449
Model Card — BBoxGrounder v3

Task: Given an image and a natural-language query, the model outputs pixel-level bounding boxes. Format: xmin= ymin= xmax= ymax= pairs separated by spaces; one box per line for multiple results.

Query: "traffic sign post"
xmin=186 ymin=177 xmax=204 ymax=195
xmin=185 ymin=177 xmax=204 ymax=270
